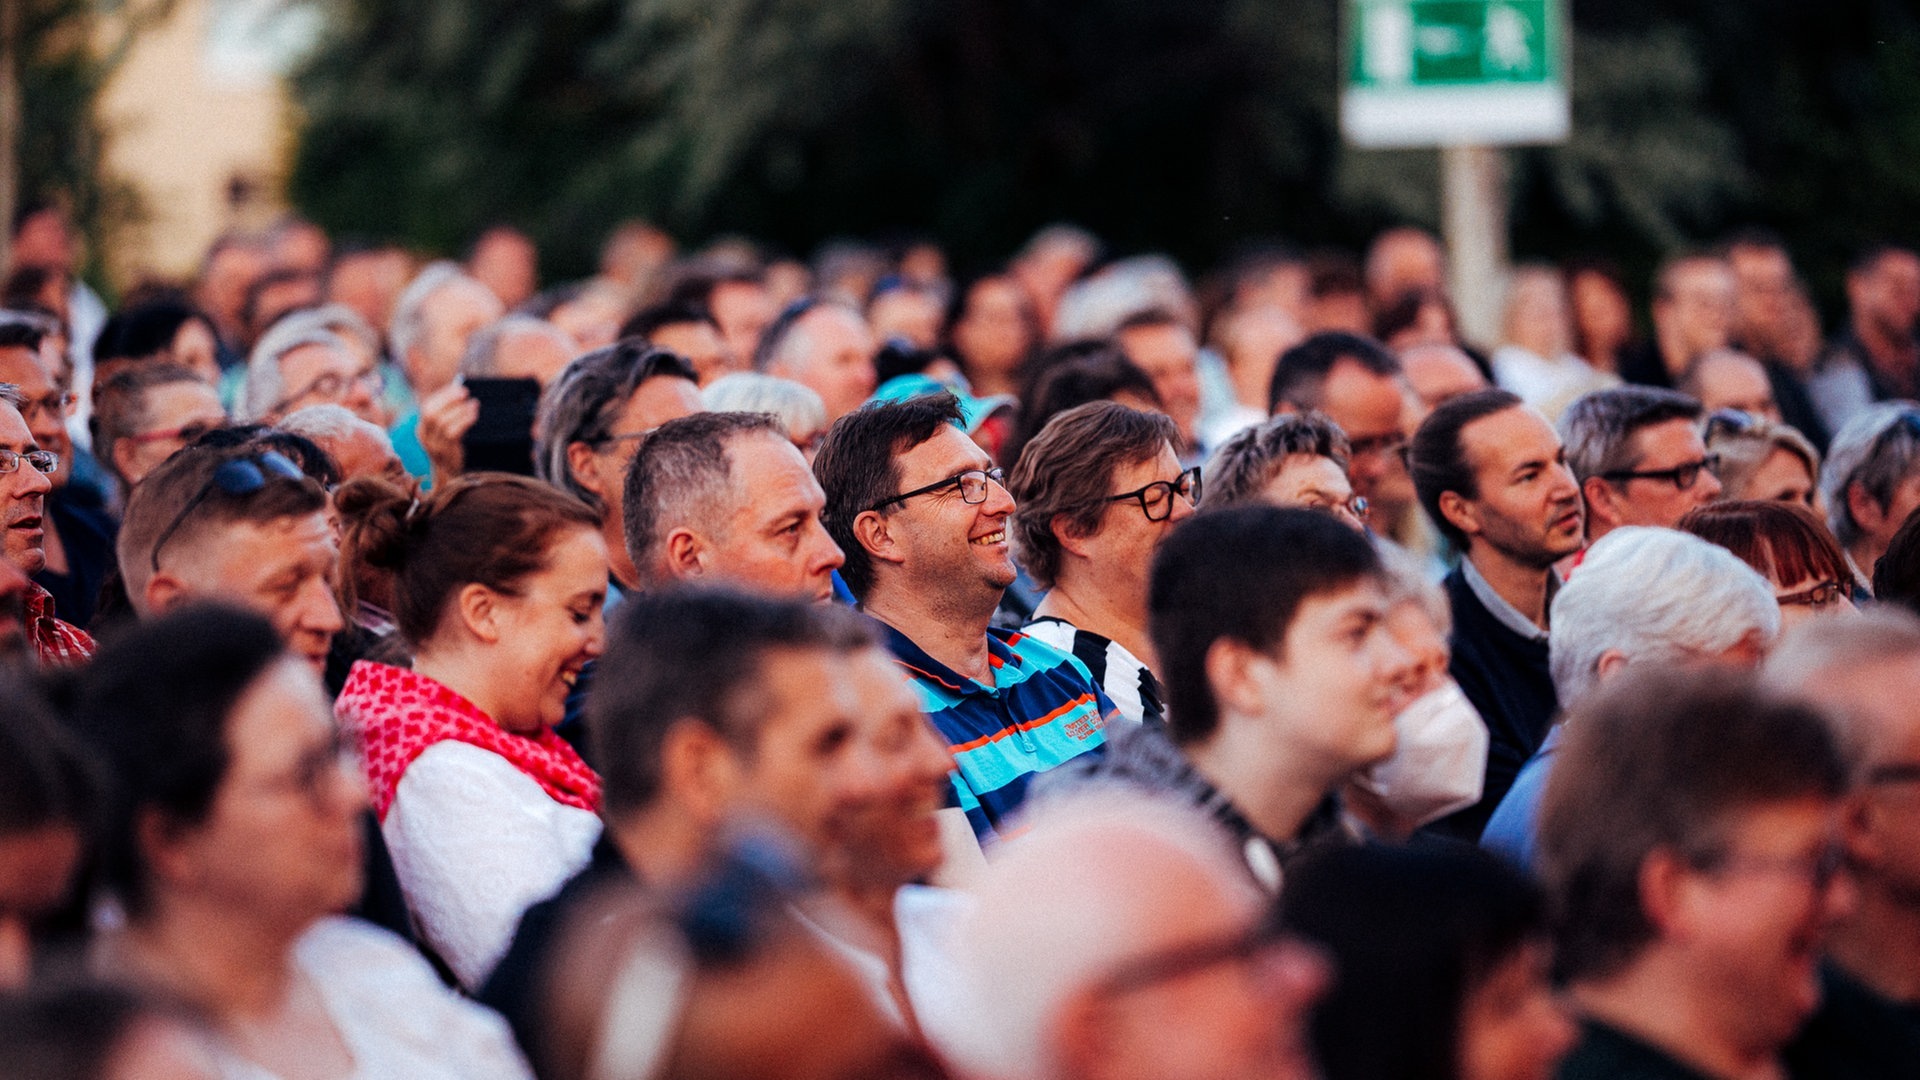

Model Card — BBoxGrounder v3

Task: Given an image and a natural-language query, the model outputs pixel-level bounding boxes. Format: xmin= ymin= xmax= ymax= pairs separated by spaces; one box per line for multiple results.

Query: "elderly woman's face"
xmin=157 ymin=658 xmax=365 ymax=926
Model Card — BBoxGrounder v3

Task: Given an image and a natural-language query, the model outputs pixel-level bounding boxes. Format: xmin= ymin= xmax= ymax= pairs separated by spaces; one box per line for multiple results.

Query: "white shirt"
xmin=215 ymin=917 xmax=534 ymax=1080
xmin=381 ymin=741 xmax=602 ymax=989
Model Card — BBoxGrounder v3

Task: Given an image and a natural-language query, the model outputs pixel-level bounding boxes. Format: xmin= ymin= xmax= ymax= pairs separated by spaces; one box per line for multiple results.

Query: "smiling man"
xmin=0 ymin=385 xmax=90 ymax=664
xmin=1409 ymin=389 xmax=1586 ymax=838
xmin=815 ymin=392 xmax=1115 ymax=843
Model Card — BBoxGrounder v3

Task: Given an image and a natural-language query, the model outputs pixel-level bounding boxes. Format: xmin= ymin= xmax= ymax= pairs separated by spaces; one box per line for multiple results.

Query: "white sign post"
xmin=1341 ymin=0 xmax=1570 ymax=344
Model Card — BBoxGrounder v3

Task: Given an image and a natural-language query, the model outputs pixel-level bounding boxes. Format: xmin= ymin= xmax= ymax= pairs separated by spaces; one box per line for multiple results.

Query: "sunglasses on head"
xmin=149 ymin=451 xmax=308 ymax=572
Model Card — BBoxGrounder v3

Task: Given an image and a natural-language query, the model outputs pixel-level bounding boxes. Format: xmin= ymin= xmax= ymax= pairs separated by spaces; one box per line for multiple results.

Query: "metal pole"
xmin=0 ymin=0 xmax=19 ymax=274
xmin=1441 ymin=143 xmax=1508 ymax=349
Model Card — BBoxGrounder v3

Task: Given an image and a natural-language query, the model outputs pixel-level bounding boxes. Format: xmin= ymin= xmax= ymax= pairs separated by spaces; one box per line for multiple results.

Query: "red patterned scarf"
xmin=336 ymin=661 xmax=601 ymax=821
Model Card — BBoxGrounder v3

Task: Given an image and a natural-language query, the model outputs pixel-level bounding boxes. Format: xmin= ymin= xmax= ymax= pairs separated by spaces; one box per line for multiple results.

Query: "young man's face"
xmin=1454 ymin=406 xmax=1584 ymax=569
xmin=1674 ymin=796 xmax=1851 ymax=1053
xmin=733 ymin=647 xmax=888 ymax=858
xmin=1255 ymin=576 xmax=1411 ymax=773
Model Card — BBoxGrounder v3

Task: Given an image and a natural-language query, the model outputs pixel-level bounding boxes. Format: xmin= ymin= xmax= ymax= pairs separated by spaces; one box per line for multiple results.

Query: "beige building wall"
xmin=94 ymin=0 xmax=297 ymax=288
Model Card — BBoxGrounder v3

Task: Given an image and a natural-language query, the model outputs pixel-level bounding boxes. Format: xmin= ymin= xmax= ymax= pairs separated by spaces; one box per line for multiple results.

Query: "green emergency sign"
xmin=1342 ymin=0 xmax=1569 ymax=147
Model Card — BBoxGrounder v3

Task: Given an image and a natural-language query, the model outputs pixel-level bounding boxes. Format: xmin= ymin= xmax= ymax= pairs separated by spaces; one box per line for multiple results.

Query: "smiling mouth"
xmin=970 ymin=529 xmax=1006 ymax=547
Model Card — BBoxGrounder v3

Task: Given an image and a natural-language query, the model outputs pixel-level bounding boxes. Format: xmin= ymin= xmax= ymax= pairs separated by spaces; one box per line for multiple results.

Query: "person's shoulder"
xmin=1557 ymin=1020 xmax=1716 ymax=1080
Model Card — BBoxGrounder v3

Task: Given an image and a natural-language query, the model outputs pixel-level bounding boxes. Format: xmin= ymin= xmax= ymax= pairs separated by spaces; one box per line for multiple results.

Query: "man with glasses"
xmin=242 ymin=328 xmax=385 ymax=427
xmin=0 ymin=328 xmax=116 ymax=633
xmin=93 ymin=363 xmax=228 ymax=492
xmin=1820 ymin=402 xmax=1920 ymax=591
xmin=938 ymin=793 xmax=1328 ymax=1080
xmin=0 ymin=384 xmax=89 ymax=663
xmin=1008 ymin=401 xmax=1198 ymax=727
xmin=1561 ymin=384 xmax=1721 ymax=544
xmin=1539 ymin=668 xmax=1851 ymax=1080
xmin=116 ymin=443 xmax=342 ymax=673
xmin=534 ymin=342 xmax=703 ymax=603
xmin=815 ymin=392 xmax=1115 ymax=844
xmin=1409 ymin=390 xmax=1585 ymax=839
xmin=1202 ymin=411 xmax=1368 ymax=530
xmin=1268 ymin=332 xmax=1418 ymax=541
xmin=1766 ymin=611 xmax=1920 ymax=1073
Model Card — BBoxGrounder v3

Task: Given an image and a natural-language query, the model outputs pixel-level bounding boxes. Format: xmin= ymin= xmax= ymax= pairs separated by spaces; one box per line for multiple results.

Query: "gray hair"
xmin=1762 ymin=606 xmax=1920 ymax=763
xmin=279 ymin=403 xmax=391 ymax=450
xmin=533 ymin=341 xmax=697 ymax=514
xmin=242 ymin=328 xmax=348 ymax=422
xmin=1558 ymin=385 xmax=1706 ymax=483
xmin=459 ymin=314 xmax=575 ymax=379
xmin=388 ymin=260 xmax=470 ymax=363
xmin=1820 ymin=401 xmax=1920 ymax=547
xmin=1376 ymin=537 xmax=1450 ymax=638
xmin=1705 ymin=415 xmax=1820 ymax=503
xmin=1049 ymin=254 xmax=1196 ymax=342
xmin=1202 ymin=411 xmax=1352 ymax=509
xmin=1549 ymin=526 xmax=1779 ymax=707
xmin=621 ymin=411 xmax=784 ymax=586
xmin=0 ymin=382 xmax=23 ymax=411
xmin=700 ymin=372 xmax=826 ymax=439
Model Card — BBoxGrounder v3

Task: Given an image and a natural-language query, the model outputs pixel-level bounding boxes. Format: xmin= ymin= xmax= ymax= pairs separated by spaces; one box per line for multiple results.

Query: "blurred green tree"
xmin=286 ymin=0 xmax=1920 ymax=299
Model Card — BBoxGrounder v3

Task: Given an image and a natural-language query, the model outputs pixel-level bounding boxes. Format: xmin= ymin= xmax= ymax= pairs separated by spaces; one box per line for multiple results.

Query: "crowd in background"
xmin=2 ymin=203 xmax=1920 ymax=1080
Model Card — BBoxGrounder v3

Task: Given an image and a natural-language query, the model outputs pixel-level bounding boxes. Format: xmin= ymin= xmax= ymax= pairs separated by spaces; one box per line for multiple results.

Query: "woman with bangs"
xmin=1679 ymin=500 xmax=1859 ymax=630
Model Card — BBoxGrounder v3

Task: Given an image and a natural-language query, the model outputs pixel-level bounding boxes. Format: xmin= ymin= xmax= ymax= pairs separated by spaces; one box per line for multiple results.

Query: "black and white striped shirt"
xmin=1021 ymin=617 xmax=1163 ymax=729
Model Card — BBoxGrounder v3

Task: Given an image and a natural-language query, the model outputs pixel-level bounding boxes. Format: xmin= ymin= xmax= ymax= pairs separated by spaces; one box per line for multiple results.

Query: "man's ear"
xmin=566 ymin=441 xmax=607 ymax=503
xmin=1049 ymin=989 xmax=1115 ymax=1080
xmin=142 ymin=571 xmax=190 ymax=616
xmin=454 ymin=582 xmax=502 ymax=644
xmin=659 ymin=719 xmax=737 ymax=826
xmin=1437 ymin=489 xmax=1480 ymax=541
xmin=110 ymin=440 xmax=142 ymax=485
xmin=1582 ymin=476 xmax=1625 ymax=532
xmin=1052 ymin=513 xmax=1098 ymax=561
xmin=1639 ymin=846 xmax=1693 ymax=940
xmin=1203 ymin=638 xmax=1270 ymax=722
xmin=662 ymin=528 xmax=708 ymax=580
xmin=1594 ymin=649 xmax=1631 ymax=683
xmin=852 ymin=509 xmax=906 ymax=570
xmin=1848 ymin=482 xmax=1888 ymax=539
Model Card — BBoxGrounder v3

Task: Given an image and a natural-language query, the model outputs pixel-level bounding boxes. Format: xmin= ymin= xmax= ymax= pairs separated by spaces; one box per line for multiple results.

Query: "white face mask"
xmin=1353 ymin=680 xmax=1488 ymax=828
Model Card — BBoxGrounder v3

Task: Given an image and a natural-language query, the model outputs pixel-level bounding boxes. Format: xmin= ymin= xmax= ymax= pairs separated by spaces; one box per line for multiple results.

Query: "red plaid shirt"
xmin=27 ymin=582 xmax=94 ymax=665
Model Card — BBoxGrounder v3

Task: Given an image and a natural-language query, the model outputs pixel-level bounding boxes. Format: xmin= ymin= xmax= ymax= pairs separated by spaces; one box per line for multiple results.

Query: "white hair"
xmin=459 ymin=314 xmax=575 ymax=378
xmin=1049 ymin=255 xmax=1196 ymax=342
xmin=1762 ymin=606 xmax=1920 ymax=764
xmin=242 ymin=326 xmax=348 ymax=422
xmin=939 ymin=791 xmax=1254 ymax=1080
xmin=700 ymin=372 xmax=826 ymax=439
xmin=1549 ymin=526 xmax=1780 ymax=707
xmin=279 ymin=403 xmax=391 ymax=451
xmin=388 ymin=260 xmax=471 ymax=363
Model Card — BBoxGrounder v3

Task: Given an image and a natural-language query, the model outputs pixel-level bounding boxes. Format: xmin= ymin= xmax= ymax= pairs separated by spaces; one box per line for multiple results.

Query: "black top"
xmin=1762 ymin=358 xmax=1831 ymax=453
xmin=1433 ymin=567 xmax=1558 ymax=841
xmin=478 ymin=836 xmax=636 ymax=1079
xmin=1557 ymin=1020 xmax=1718 ymax=1080
xmin=32 ymin=489 xmax=117 ymax=631
xmin=1617 ymin=340 xmax=1677 ymax=390
xmin=1784 ymin=963 xmax=1920 ymax=1079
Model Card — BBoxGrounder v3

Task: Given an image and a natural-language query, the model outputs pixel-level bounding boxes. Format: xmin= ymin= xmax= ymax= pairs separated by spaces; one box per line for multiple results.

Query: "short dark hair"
xmin=1268 ymin=332 xmax=1401 ymax=415
xmin=619 ymin=298 xmax=717 ymax=343
xmin=1204 ymin=411 xmax=1352 ymax=509
xmin=0 ymin=314 xmax=47 ymax=352
xmin=1149 ymin=506 xmax=1381 ymax=744
xmin=1558 ymin=385 xmax=1704 ymax=484
xmin=1008 ymin=402 xmax=1178 ymax=590
xmin=68 ymin=604 xmax=288 ymax=917
xmin=623 ymin=411 xmax=784 ymax=586
xmin=813 ymin=392 xmax=966 ymax=599
xmin=90 ymin=363 xmax=215 ymax=485
xmin=1002 ymin=341 xmax=1160 ymax=472
xmin=1537 ymin=667 xmax=1847 ymax=983
xmin=1872 ymin=507 xmax=1920 ymax=616
xmin=1408 ymin=388 xmax=1524 ymax=549
xmin=588 ymin=587 xmax=874 ymax=818
xmin=93 ymin=300 xmax=219 ymax=365
xmin=0 ymin=667 xmax=97 ymax=838
xmin=1280 ymin=842 xmax=1547 ymax=1080
xmin=534 ymin=340 xmax=697 ymax=515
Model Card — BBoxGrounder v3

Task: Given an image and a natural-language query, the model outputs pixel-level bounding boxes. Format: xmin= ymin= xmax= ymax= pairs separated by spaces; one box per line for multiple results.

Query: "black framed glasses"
xmin=1776 ymin=580 xmax=1847 ymax=609
xmin=0 ymin=448 xmax=58 ymax=475
xmin=1095 ymin=467 xmax=1203 ymax=522
xmin=269 ymin=367 xmax=384 ymax=416
xmin=868 ymin=467 xmax=1005 ymax=513
xmin=1092 ymin=917 xmax=1305 ymax=998
xmin=149 ymin=451 xmax=308 ymax=571
xmin=1599 ymin=454 xmax=1721 ymax=490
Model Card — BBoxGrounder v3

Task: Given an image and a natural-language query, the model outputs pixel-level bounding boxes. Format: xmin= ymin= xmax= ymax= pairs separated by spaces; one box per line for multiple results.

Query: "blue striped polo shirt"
xmin=882 ymin=623 xmax=1114 ymax=842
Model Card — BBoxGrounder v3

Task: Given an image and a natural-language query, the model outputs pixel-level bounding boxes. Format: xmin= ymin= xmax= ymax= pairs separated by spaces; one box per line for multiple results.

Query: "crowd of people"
xmin=4 ymin=204 xmax=1920 ymax=1080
